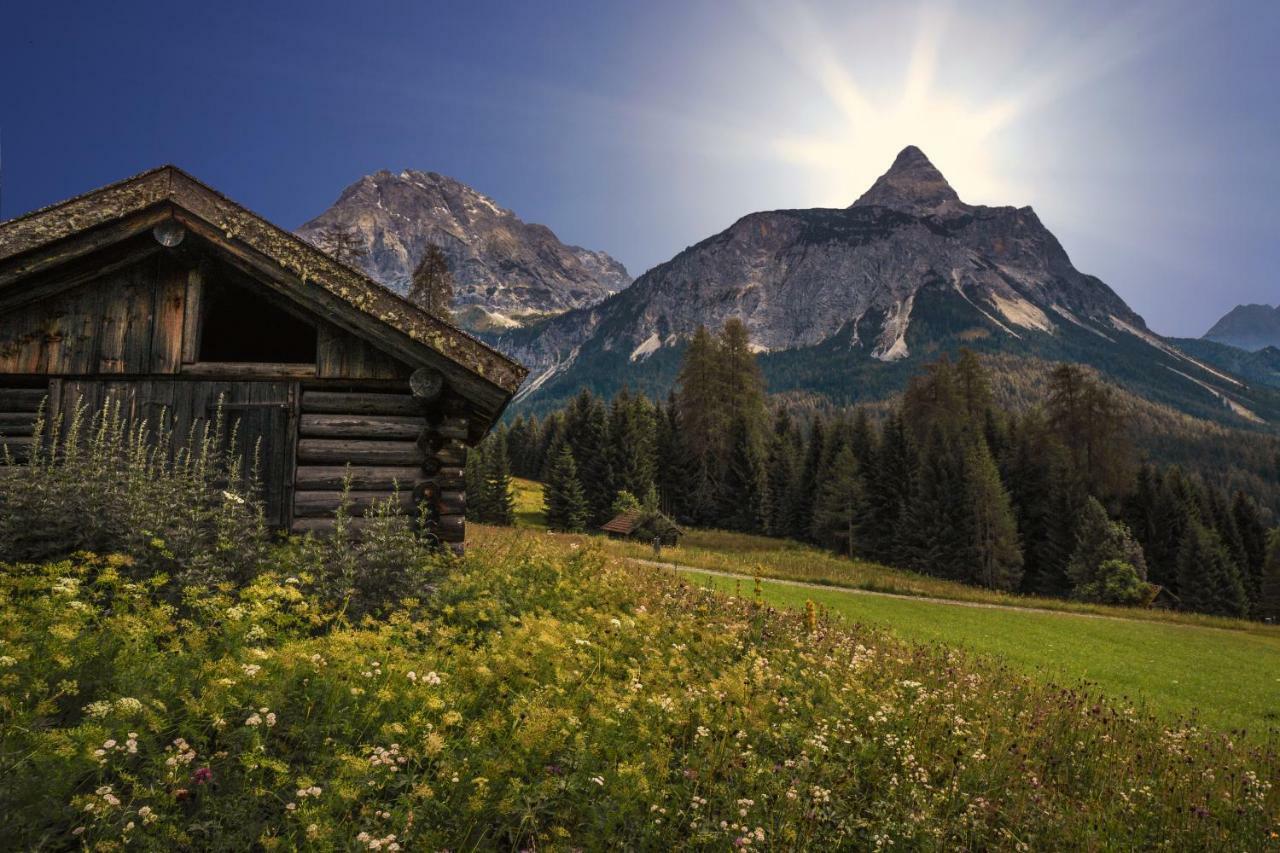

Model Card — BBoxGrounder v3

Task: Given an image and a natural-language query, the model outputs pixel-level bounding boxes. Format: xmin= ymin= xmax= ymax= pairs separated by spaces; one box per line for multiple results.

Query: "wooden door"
xmin=205 ymin=383 xmax=296 ymax=528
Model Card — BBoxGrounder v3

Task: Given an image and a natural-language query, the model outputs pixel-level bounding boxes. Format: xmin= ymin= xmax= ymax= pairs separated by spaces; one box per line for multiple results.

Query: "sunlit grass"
xmin=685 ymin=569 xmax=1280 ymax=737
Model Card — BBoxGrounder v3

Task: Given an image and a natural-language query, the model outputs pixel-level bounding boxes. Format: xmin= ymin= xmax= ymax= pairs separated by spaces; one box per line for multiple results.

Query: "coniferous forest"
xmin=471 ymin=320 xmax=1280 ymax=620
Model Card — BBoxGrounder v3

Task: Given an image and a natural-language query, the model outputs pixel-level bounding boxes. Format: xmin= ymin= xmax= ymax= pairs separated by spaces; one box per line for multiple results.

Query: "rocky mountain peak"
xmin=851 ymin=145 xmax=964 ymax=216
xmin=297 ymin=170 xmax=630 ymax=332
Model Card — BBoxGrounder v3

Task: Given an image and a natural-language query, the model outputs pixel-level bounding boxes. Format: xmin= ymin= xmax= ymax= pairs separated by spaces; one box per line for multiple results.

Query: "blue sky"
xmin=2 ymin=0 xmax=1277 ymax=337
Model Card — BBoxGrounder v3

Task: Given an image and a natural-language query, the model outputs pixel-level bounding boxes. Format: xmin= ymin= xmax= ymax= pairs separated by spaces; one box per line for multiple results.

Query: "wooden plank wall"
xmin=0 ymin=251 xmax=413 ymax=383
xmin=0 ymin=378 xmax=48 ymax=462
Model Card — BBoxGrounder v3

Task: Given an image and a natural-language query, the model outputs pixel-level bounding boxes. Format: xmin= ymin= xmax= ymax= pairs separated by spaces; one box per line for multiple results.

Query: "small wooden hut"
xmin=0 ymin=166 xmax=527 ymax=550
xmin=600 ymin=507 xmax=684 ymax=546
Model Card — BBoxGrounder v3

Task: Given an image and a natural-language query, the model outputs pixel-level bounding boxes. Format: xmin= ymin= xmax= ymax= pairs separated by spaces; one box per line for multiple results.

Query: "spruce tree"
xmin=811 ymin=445 xmax=864 ymax=557
xmin=1232 ymin=492 xmax=1269 ymax=605
xmin=544 ymin=444 xmax=588 ymax=533
xmin=564 ymin=389 xmax=614 ymax=525
xmin=965 ymin=439 xmax=1024 ymax=590
xmin=608 ymin=388 xmax=657 ymax=502
xmin=481 ymin=432 xmax=515 ymax=525
xmin=1176 ymin=522 xmax=1248 ymax=617
xmin=863 ymin=413 xmax=914 ymax=564
xmin=464 ymin=443 xmax=489 ymax=522
xmin=1258 ymin=531 xmax=1280 ymax=622
xmin=719 ymin=414 xmax=768 ymax=532
xmin=409 ymin=243 xmax=454 ymax=321
xmin=793 ymin=418 xmax=826 ymax=541
xmin=674 ymin=326 xmax=725 ymax=523
xmin=905 ymin=427 xmax=973 ymax=580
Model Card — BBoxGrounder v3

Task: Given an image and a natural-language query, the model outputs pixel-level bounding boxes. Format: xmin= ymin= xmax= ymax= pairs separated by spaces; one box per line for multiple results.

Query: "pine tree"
xmin=464 ymin=442 xmax=489 ymax=522
xmin=608 ymin=388 xmax=656 ymax=502
xmin=1231 ymin=492 xmax=1270 ymax=605
xmin=811 ymin=445 xmax=864 ymax=557
xmin=674 ymin=326 xmax=725 ymax=523
xmin=1176 ymin=522 xmax=1248 ymax=617
xmin=313 ymin=224 xmax=369 ymax=266
xmin=905 ymin=427 xmax=973 ymax=580
xmin=1045 ymin=363 xmax=1132 ymax=500
xmin=793 ymin=418 xmax=826 ymax=541
xmin=481 ymin=432 xmax=515 ymax=525
xmin=544 ymin=444 xmax=588 ymax=533
xmin=719 ymin=414 xmax=768 ymax=532
xmin=965 ymin=439 xmax=1024 ymax=590
xmin=765 ymin=409 xmax=800 ymax=537
xmin=409 ymin=243 xmax=454 ymax=321
xmin=862 ymin=412 xmax=913 ymax=563
xmin=1258 ymin=531 xmax=1280 ymax=622
xmin=564 ymin=389 xmax=614 ymax=526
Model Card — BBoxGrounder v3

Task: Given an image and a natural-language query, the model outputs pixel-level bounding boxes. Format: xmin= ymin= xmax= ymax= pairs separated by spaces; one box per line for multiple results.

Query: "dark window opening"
xmin=199 ymin=278 xmax=317 ymax=363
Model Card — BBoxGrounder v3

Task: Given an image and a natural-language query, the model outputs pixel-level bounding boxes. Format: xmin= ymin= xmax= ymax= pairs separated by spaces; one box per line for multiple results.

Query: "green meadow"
xmin=684 ymin=568 xmax=1280 ymax=735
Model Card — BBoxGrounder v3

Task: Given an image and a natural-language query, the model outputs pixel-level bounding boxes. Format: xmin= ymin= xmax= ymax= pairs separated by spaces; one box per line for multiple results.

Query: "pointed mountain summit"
xmin=852 ymin=145 xmax=965 ymax=216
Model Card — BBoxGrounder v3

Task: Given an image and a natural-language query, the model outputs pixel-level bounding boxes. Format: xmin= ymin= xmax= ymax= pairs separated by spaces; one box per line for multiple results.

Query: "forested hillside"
xmin=473 ymin=322 xmax=1280 ymax=619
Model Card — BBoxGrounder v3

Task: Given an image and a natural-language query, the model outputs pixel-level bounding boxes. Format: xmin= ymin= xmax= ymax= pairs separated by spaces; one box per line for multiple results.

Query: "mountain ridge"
xmin=296 ymin=169 xmax=630 ymax=331
xmin=499 ymin=147 xmax=1279 ymax=428
xmin=1203 ymin=304 xmax=1280 ymax=352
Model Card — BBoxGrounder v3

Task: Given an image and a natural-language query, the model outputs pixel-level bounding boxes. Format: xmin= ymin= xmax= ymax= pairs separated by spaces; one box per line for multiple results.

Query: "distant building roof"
xmin=601 ymin=508 xmax=645 ymax=536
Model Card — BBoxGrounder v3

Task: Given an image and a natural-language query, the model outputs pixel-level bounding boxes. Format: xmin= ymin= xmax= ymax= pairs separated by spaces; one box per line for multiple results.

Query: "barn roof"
xmin=0 ymin=165 xmax=528 ymax=424
xmin=601 ymin=507 xmax=646 ymax=536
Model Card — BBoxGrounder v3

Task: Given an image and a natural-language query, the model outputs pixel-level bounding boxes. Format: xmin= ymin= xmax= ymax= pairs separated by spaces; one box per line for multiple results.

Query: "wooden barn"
xmin=0 ymin=166 xmax=527 ymax=549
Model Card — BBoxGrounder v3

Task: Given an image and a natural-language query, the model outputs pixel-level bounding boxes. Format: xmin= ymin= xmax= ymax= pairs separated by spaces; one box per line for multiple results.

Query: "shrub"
xmin=0 ymin=399 xmax=270 ymax=589
xmin=1075 ymin=558 xmax=1158 ymax=606
xmin=0 ymin=399 xmax=446 ymax=618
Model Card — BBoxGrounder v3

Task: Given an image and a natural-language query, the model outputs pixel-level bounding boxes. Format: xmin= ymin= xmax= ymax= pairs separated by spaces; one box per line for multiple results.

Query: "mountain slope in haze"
xmin=1168 ymin=338 xmax=1280 ymax=390
xmin=1203 ymin=304 xmax=1280 ymax=352
xmin=297 ymin=170 xmax=630 ymax=332
xmin=503 ymin=146 xmax=1280 ymax=428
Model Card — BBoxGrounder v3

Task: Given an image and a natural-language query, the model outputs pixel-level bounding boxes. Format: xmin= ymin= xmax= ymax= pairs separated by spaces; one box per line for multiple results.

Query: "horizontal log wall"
xmin=291 ymin=386 xmax=467 ymax=548
xmin=0 ymin=381 xmax=46 ymax=461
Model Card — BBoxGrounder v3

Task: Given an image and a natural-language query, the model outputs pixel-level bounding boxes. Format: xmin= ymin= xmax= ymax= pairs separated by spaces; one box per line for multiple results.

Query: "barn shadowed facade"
xmin=0 ymin=166 xmax=527 ymax=549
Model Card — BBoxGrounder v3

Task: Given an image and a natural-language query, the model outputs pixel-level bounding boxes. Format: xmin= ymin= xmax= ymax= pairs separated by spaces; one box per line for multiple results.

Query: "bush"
xmin=0 ymin=399 xmax=270 ymax=588
xmin=0 ymin=399 xmax=445 ymax=618
xmin=1075 ymin=558 xmax=1158 ymax=606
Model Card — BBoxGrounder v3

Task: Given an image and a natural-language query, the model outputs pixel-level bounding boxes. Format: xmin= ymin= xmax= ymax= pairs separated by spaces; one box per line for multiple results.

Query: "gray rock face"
xmin=296 ymin=170 xmax=630 ymax=329
xmin=504 ymin=146 xmax=1146 ymax=382
xmin=1204 ymin=304 xmax=1280 ymax=352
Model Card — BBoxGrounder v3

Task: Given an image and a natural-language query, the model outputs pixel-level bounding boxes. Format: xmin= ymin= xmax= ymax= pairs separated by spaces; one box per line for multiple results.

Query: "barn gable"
xmin=0 ymin=166 xmax=528 ymax=546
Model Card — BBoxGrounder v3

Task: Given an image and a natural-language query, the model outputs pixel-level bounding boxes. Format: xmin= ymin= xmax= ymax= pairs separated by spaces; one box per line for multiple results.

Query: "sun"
xmin=754 ymin=2 xmax=1022 ymax=208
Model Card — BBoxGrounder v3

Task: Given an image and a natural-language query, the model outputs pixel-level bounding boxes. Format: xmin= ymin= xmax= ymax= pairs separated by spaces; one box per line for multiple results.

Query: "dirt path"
xmin=628 ymin=558 xmax=1246 ymax=631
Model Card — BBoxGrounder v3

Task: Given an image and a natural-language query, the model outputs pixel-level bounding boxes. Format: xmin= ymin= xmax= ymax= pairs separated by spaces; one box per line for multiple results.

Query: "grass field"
xmin=682 ymin=568 xmax=1280 ymax=735
xmin=498 ymin=479 xmax=1280 ymax=735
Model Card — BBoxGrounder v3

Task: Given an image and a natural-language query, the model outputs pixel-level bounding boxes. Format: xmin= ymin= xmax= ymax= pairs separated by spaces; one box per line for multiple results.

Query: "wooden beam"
xmin=293 ymin=489 xmax=414 ymax=518
xmin=301 ymin=390 xmax=421 ymax=416
xmin=295 ymin=464 xmax=422 ymax=491
xmin=181 ymin=362 xmax=317 ymax=379
xmin=296 ymin=438 xmax=423 ymax=465
xmin=180 ymin=265 xmax=204 ymax=364
xmin=298 ymin=413 xmax=423 ymax=440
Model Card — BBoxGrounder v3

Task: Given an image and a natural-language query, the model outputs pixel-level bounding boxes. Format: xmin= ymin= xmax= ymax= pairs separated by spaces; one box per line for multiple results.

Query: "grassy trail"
xmin=656 ymin=561 xmax=1280 ymax=736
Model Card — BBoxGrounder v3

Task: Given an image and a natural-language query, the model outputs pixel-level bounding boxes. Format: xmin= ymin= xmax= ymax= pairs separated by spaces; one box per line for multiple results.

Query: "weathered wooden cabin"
xmin=0 ymin=166 xmax=527 ymax=549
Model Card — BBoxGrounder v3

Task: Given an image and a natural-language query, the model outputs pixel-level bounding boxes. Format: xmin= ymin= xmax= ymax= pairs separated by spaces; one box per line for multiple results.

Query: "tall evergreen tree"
xmin=481 ymin=432 xmax=515 ymax=525
xmin=408 ymin=243 xmax=454 ymax=321
xmin=1045 ymin=364 xmax=1132 ymax=500
xmin=862 ymin=412 xmax=913 ymax=563
xmin=1176 ymin=522 xmax=1248 ymax=617
xmin=793 ymin=418 xmax=826 ymax=541
xmin=811 ymin=445 xmax=865 ymax=557
xmin=608 ymin=388 xmax=656 ymax=502
xmin=719 ymin=414 xmax=768 ymax=532
xmin=544 ymin=444 xmax=588 ymax=533
xmin=564 ymin=389 xmax=614 ymax=525
xmin=905 ymin=427 xmax=973 ymax=580
xmin=1258 ymin=531 xmax=1280 ymax=622
xmin=965 ymin=439 xmax=1024 ymax=590
xmin=1231 ymin=492 xmax=1270 ymax=605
